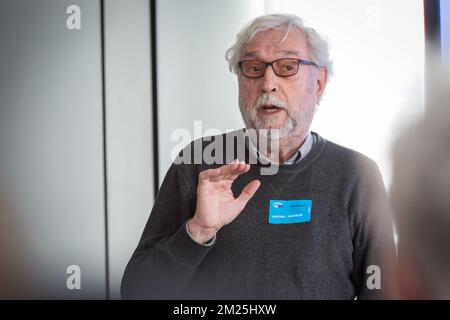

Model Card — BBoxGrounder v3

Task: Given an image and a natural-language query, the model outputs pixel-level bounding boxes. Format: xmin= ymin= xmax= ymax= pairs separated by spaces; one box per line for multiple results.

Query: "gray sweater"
xmin=121 ymin=131 xmax=395 ymax=299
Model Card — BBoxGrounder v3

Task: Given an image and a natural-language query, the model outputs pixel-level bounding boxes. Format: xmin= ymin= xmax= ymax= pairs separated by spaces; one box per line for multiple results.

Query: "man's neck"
xmin=257 ymin=130 xmax=309 ymax=164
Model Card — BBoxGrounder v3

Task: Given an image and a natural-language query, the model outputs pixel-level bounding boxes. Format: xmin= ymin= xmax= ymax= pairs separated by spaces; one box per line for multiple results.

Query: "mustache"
xmin=255 ymin=94 xmax=288 ymax=111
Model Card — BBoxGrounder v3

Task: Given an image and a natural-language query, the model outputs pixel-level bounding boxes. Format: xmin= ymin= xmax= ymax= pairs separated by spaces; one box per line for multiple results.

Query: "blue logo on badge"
xmin=272 ymin=202 xmax=284 ymax=208
xmin=269 ymin=200 xmax=312 ymax=224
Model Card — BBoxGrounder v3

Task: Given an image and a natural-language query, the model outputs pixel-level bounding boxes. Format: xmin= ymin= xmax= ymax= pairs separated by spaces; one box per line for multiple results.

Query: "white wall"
xmin=157 ymin=0 xmax=425 ymax=190
xmin=267 ymin=0 xmax=425 ymax=188
xmin=104 ymin=0 xmax=154 ymax=299
xmin=157 ymin=0 xmax=266 ymax=183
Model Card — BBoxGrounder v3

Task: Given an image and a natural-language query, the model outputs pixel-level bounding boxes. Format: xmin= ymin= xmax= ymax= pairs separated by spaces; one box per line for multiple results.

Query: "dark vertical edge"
xmin=424 ymin=0 xmax=441 ymax=52
xmin=150 ymin=0 xmax=160 ymax=198
xmin=424 ymin=0 xmax=441 ymax=110
xmin=99 ymin=0 xmax=110 ymax=300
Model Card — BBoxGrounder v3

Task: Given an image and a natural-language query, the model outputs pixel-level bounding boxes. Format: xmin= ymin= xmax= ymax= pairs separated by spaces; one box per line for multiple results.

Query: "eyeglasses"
xmin=238 ymin=58 xmax=318 ymax=78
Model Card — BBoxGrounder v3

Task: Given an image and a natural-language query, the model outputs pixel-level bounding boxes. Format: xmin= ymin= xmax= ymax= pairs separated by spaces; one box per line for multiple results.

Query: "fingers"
xmin=200 ymin=159 xmax=250 ymax=183
xmin=227 ymin=163 xmax=250 ymax=182
xmin=235 ymin=179 xmax=261 ymax=207
xmin=219 ymin=159 xmax=250 ymax=181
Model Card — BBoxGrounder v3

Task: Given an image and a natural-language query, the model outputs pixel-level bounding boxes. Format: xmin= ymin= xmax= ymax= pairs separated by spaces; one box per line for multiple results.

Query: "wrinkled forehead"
xmin=241 ymin=26 xmax=310 ymax=60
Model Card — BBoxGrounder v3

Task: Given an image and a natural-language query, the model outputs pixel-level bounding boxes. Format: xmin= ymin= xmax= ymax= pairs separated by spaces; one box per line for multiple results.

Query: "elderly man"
xmin=122 ymin=14 xmax=395 ymax=299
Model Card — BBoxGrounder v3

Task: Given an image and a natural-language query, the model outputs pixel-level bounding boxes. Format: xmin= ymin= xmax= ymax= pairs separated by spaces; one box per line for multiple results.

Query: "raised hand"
xmin=187 ymin=160 xmax=261 ymax=244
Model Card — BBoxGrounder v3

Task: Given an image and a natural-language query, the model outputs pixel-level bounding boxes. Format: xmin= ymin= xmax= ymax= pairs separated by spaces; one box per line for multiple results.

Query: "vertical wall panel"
xmin=0 ymin=0 xmax=106 ymax=298
xmin=103 ymin=0 xmax=154 ymax=299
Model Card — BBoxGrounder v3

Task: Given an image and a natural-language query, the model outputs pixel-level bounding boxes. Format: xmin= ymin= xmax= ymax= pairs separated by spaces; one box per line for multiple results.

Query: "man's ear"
xmin=315 ymin=67 xmax=328 ymax=102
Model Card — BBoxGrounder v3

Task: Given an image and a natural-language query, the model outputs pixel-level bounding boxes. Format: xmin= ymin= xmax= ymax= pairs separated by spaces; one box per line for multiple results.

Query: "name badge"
xmin=269 ymin=200 xmax=312 ymax=224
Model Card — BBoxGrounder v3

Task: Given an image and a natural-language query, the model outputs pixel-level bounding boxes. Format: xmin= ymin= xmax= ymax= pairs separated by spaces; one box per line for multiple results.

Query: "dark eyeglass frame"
xmin=238 ymin=58 xmax=318 ymax=78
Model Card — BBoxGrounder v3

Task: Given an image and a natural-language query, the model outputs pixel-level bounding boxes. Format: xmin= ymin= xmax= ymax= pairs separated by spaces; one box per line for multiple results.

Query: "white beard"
xmin=239 ymin=93 xmax=317 ymax=141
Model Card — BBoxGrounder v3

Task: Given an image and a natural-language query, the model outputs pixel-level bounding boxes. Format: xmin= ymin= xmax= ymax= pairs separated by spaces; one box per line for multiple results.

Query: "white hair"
xmin=225 ymin=14 xmax=333 ymax=77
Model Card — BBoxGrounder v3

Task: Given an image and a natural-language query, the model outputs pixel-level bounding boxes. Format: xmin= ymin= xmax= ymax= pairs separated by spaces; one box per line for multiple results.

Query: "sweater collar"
xmin=246 ymin=130 xmax=314 ymax=165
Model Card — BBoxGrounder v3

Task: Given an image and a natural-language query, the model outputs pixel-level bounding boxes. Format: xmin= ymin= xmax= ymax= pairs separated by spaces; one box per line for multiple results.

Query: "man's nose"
xmin=261 ymin=65 xmax=278 ymax=93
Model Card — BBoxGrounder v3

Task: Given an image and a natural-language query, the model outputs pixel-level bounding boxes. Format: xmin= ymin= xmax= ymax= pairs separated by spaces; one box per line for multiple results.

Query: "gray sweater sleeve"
xmin=121 ymin=163 xmax=211 ymax=299
xmin=348 ymin=159 xmax=396 ymax=299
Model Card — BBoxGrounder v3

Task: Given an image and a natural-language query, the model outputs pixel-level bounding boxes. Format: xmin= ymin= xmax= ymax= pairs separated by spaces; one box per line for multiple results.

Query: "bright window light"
xmin=265 ymin=0 xmax=425 ymax=188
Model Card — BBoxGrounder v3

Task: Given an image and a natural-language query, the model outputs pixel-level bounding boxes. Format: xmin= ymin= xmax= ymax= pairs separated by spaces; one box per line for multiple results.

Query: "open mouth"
xmin=259 ymin=105 xmax=284 ymax=114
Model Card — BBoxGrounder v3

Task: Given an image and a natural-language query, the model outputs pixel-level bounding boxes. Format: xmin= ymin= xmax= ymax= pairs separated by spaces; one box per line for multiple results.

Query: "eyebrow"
xmin=241 ymin=50 xmax=261 ymax=58
xmin=241 ymin=50 xmax=302 ymax=59
xmin=276 ymin=50 xmax=301 ymax=56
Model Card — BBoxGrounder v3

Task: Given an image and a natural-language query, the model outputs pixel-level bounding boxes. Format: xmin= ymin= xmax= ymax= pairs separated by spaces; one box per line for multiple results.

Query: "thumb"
xmin=235 ymin=180 xmax=261 ymax=208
